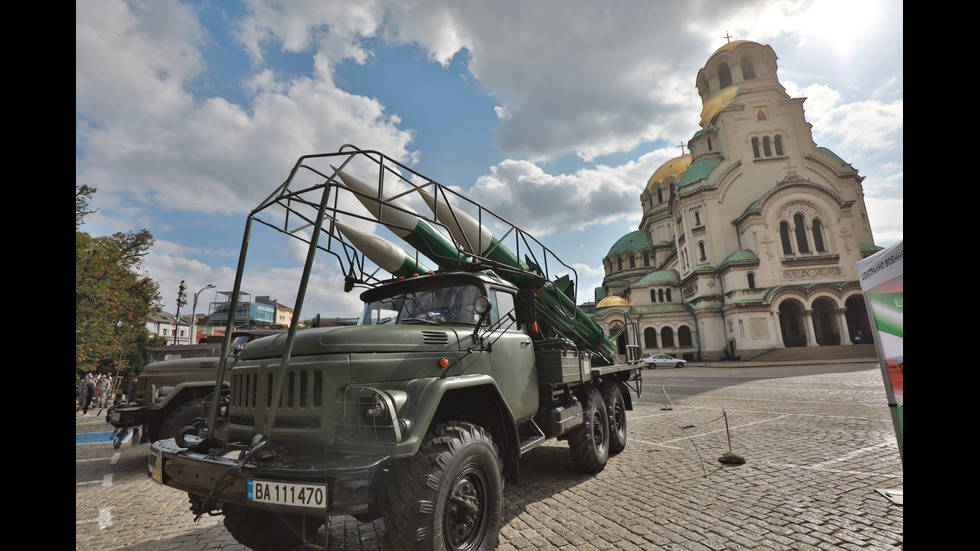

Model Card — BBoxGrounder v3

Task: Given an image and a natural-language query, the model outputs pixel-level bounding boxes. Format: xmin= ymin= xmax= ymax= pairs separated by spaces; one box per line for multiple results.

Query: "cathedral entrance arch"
xmin=811 ymin=297 xmax=840 ymax=345
xmin=845 ymin=295 xmax=874 ymax=344
xmin=610 ymin=320 xmax=627 ymax=355
xmin=778 ymin=299 xmax=807 ymax=347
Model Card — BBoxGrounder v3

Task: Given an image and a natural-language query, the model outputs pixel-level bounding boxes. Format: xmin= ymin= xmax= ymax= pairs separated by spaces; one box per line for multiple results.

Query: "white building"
xmin=592 ymin=40 xmax=881 ymax=362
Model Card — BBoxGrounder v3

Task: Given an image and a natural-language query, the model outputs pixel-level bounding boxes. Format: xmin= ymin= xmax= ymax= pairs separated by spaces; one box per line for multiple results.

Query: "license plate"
xmin=247 ymin=479 xmax=328 ymax=508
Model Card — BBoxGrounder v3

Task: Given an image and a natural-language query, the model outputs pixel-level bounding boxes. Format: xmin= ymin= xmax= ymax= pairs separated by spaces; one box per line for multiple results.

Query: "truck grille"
xmin=228 ymin=366 xmax=333 ymax=437
xmin=231 ymin=370 xmax=324 ymax=408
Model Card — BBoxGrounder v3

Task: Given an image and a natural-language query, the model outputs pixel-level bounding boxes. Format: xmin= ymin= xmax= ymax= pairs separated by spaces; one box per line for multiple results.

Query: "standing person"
xmin=854 ymin=330 xmax=864 ymax=344
xmin=97 ymin=375 xmax=111 ymax=407
xmin=82 ymin=375 xmax=97 ymax=416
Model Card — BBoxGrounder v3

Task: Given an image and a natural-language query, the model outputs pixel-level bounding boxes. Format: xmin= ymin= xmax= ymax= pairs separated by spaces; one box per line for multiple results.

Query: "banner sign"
xmin=856 ymin=241 xmax=903 ymax=462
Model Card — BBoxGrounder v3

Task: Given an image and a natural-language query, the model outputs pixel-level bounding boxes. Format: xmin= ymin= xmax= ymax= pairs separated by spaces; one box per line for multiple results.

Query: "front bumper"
xmin=148 ymin=438 xmax=389 ymax=517
xmin=107 ymin=404 xmax=148 ymax=429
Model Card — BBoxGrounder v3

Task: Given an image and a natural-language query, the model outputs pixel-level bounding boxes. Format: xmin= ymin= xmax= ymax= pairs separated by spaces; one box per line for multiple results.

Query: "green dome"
xmin=606 ymin=230 xmax=651 ymax=257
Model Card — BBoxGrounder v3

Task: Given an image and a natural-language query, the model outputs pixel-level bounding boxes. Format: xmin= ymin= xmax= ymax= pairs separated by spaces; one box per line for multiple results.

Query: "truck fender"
xmin=401 ymin=375 xmax=521 ymax=484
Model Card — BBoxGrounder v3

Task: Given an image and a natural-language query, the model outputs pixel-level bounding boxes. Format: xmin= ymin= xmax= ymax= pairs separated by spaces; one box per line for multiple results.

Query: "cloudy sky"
xmin=76 ymin=0 xmax=903 ymax=321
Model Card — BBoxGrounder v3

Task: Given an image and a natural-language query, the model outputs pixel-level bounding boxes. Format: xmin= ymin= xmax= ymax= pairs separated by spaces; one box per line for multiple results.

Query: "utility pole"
xmin=174 ymin=280 xmax=187 ymax=345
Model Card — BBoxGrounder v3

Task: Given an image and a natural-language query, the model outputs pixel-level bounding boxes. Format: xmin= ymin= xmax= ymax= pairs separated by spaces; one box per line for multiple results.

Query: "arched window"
xmin=678 ymin=326 xmax=693 ymax=347
xmin=812 ymin=219 xmax=826 ymax=252
xmin=718 ymin=64 xmax=732 ymax=88
xmin=793 ymin=213 xmax=810 ymax=253
xmin=763 ymin=136 xmax=772 ymax=157
xmin=643 ymin=252 xmax=650 ymax=266
xmin=617 ymin=258 xmax=623 ymax=271
xmin=629 ymin=255 xmax=636 ymax=268
xmin=780 ymin=221 xmax=793 ymax=255
xmin=650 ymin=289 xmax=657 ymax=303
xmin=665 ymin=289 xmax=672 ymax=302
xmin=752 ymin=137 xmax=761 ymax=158
xmin=707 ymin=137 xmax=712 ymax=150
xmin=698 ymin=242 xmax=707 ymax=261
xmin=644 ymin=327 xmax=657 ymax=348
xmin=658 ymin=289 xmax=664 ymax=302
xmin=657 ymin=187 xmax=663 ymax=203
xmin=774 ymin=134 xmax=784 ymax=156
xmin=747 ymin=272 xmax=756 ymax=289
xmin=741 ymin=56 xmax=756 ymax=80
xmin=661 ymin=327 xmax=675 ymax=347
xmin=695 ymin=211 xmax=702 ymax=225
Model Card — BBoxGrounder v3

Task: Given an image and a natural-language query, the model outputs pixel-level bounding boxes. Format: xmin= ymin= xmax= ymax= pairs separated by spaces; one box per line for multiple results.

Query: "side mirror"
xmin=515 ymin=289 xmax=536 ymax=326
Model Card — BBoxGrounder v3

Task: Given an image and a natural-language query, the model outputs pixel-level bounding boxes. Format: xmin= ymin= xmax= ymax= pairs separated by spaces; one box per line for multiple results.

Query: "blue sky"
xmin=76 ymin=0 xmax=903 ymax=321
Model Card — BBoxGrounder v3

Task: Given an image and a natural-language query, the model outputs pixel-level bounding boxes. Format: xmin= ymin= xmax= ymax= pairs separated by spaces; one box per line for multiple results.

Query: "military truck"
xmin=148 ymin=146 xmax=642 ymax=551
xmin=107 ymin=330 xmax=281 ymax=446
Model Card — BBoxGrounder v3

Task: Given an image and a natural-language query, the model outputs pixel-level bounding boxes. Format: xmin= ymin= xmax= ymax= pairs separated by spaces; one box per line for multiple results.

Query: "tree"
xmin=76 ymin=185 xmax=161 ymax=376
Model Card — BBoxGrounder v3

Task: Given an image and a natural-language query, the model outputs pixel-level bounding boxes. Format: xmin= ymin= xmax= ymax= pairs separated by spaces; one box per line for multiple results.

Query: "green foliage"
xmin=76 ymin=185 xmax=161 ymax=377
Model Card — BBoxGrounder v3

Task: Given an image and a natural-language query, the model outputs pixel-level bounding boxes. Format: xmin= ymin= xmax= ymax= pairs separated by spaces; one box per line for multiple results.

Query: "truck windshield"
xmin=360 ymin=284 xmax=484 ymax=326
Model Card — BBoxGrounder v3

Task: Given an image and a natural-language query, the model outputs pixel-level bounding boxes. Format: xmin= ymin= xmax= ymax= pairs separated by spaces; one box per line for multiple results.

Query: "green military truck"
xmin=107 ymin=330 xmax=281 ymax=446
xmin=148 ymin=146 xmax=642 ymax=551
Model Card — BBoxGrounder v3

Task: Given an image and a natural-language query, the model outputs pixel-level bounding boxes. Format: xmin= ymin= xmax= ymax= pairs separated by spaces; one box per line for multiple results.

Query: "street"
xmin=76 ymin=362 xmax=902 ymax=550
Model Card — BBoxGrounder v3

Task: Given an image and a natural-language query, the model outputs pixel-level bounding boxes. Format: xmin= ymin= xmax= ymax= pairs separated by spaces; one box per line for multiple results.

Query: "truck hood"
xmin=239 ymin=325 xmax=469 ymax=359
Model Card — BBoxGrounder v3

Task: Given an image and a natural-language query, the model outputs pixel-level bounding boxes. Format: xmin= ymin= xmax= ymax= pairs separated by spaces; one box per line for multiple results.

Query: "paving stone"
xmin=75 ymin=363 xmax=902 ymax=550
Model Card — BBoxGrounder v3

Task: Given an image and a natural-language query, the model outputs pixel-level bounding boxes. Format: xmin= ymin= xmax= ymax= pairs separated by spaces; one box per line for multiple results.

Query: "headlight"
xmin=359 ymin=394 xmax=390 ymax=426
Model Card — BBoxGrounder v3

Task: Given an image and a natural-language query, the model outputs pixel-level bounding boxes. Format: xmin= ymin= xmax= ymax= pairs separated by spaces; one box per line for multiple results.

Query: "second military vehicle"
xmin=107 ymin=330 xmax=281 ymax=445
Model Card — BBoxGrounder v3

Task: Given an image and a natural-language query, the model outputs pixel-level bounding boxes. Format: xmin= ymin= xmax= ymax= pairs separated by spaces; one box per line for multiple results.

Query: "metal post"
xmin=191 ymin=284 xmax=215 ymax=344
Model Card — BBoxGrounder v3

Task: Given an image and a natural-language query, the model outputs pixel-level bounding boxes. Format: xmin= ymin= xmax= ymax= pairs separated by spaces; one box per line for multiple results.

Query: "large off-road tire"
xmin=568 ymin=387 xmax=609 ymax=473
xmin=601 ymin=383 xmax=627 ymax=455
xmin=223 ymin=504 xmax=316 ymax=551
xmin=383 ymin=421 xmax=503 ymax=551
xmin=158 ymin=400 xmax=204 ymax=442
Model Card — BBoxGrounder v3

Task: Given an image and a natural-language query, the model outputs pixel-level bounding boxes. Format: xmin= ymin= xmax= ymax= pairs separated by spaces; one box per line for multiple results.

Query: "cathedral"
xmin=591 ymin=40 xmax=881 ymax=362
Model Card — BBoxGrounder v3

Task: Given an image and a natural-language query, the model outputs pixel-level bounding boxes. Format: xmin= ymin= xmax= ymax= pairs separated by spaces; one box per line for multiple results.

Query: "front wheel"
xmin=223 ymin=504 xmax=319 ymax=551
xmin=158 ymin=400 xmax=204 ymax=442
xmin=676 ymin=362 xmax=684 ymax=368
xmin=383 ymin=422 xmax=503 ymax=551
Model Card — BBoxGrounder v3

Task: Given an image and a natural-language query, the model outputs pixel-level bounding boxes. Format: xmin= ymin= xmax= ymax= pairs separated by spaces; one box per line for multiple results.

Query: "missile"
xmin=417 ymin=187 xmax=615 ymax=360
xmin=332 ymin=220 xmax=432 ymax=278
xmin=334 ymin=168 xmax=619 ymax=362
xmin=333 ymin=168 xmax=471 ymax=269
xmin=416 ymin=187 xmax=536 ymax=283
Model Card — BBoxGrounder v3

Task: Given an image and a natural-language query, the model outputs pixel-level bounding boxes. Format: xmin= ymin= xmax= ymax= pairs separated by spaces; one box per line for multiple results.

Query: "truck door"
xmin=486 ymin=288 xmax=538 ymax=420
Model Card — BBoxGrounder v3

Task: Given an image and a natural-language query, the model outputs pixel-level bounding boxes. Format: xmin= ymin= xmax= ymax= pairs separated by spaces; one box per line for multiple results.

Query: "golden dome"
xmin=710 ymin=39 xmax=754 ymax=57
xmin=596 ymin=296 xmax=630 ymax=309
xmin=646 ymin=154 xmax=691 ymax=190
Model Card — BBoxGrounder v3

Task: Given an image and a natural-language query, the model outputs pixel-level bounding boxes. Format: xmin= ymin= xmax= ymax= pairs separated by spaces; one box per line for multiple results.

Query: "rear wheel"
xmin=601 ymin=383 xmax=627 ymax=455
xmin=383 ymin=422 xmax=503 ymax=551
xmin=568 ymin=387 xmax=609 ymax=473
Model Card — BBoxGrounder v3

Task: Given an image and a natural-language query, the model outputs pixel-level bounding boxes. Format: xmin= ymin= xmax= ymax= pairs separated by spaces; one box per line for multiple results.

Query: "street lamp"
xmin=191 ymin=284 xmax=216 ymax=344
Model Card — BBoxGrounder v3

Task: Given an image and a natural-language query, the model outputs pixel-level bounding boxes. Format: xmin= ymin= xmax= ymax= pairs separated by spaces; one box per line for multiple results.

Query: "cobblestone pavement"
xmin=76 ymin=362 xmax=902 ymax=550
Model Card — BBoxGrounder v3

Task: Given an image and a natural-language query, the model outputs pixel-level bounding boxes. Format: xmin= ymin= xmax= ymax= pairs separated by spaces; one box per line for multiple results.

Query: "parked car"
xmin=641 ymin=354 xmax=687 ymax=368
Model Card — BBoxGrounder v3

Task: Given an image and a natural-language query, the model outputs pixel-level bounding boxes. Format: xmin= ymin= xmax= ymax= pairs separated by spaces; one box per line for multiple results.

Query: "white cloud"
xmin=77 ymin=0 xmax=902 ymax=314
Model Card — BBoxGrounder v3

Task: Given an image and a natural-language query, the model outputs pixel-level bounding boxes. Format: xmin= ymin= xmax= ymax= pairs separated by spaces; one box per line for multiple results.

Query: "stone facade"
xmin=593 ymin=40 xmax=881 ymax=361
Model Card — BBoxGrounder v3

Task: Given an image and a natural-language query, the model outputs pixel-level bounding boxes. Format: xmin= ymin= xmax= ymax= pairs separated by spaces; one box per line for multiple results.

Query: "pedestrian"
xmin=123 ymin=373 xmax=138 ymax=402
xmin=82 ymin=374 xmax=97 ymax=415
xmin=854 ymin=330 xmax=864 ymax=344
xmin=97 ymin=375 xmax=111 ymax=407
